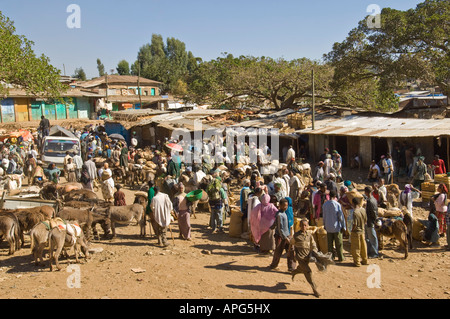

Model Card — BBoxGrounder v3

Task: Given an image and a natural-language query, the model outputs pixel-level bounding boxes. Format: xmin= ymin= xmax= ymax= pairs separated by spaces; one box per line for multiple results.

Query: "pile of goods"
xmin=422 ymin=173 xmax=450 ymax=202
xmin=287 ymin=113 xmax=312 ymax=130
xmin=421 ymin=182 xmax=439 ymax=203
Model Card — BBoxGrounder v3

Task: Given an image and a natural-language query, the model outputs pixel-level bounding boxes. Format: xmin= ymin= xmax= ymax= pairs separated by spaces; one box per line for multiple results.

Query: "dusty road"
xmin=0 ymin=178 xmax=449 ymax=301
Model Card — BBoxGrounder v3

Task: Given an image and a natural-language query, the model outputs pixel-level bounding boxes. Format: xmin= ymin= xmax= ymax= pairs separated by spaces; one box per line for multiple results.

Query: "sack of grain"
xmin=384 ymin=207 xmax=402 ymax=217
xmin=412 ymin=218 xmax=425 ymax=241
xmin=316 ymin=217 xmax=324 ymax=227
xmin=386 ymin=184 xmax=400 ymax=196
xmin=316 ymin=226 xmax=328 ymax=254
xmin=101 ymin=170 xmax=111 ymax=181
xmin=134 ymin=191 xmax=148 ymax=199
xmin=294 ymin=217 xmax=301 ymax=232
xmin=345 ymin=189 xmax=364 ymax=204
xmin=229 ymin=209 xmax=243 ymax=238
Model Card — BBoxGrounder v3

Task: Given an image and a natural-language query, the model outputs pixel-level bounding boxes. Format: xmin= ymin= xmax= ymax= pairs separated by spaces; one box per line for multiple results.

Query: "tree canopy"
xmin=325 ymin=0 xmax=449 ymax=111
xmin=186 ymin=54 xmax=333 ymax=110
xmin=96 ymin=58 xmax=105 ymax=76
xmin=0 ymin=11 xmax=65 ymax=100
xmin=116 ymin=59 xmax=130 ymax=75
xmin=72 ymin=67 xmax=87 ymax=81
xmin=131 ymin=34 xmax=201 ymax=94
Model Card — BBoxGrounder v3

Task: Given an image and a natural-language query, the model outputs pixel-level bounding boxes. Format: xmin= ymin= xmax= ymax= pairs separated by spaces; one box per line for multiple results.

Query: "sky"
xmin=1 ymin=0 xmax=424 ymax=79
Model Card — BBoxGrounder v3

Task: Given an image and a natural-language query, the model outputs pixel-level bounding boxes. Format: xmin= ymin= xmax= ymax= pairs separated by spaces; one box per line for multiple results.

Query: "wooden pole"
xmin=447 ymin=137 xmax=449 ymax=174
xmin=312 ymin=69 xmax=315 ymax=130
xmin=105 ymin=74 xmax=109 ymax=102
xmin=138 ymin=58 xmax=142 ymax=109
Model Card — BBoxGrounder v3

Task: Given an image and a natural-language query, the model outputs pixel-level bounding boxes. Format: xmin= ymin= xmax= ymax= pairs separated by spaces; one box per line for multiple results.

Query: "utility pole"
xmin=138 ymin=58 xmax=142 ymax=109
xmin=312 ymin=69 xmax=315 ymax=130
xmin=105 ymin=73 xmax=109 ymax=102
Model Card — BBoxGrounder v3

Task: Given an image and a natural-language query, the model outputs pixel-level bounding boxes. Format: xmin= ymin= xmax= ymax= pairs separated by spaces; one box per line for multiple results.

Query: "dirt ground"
xmin=0 ymin=164 xmax=449 ymax=300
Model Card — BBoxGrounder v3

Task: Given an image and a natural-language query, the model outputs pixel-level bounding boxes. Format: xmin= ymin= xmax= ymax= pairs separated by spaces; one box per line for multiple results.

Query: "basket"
xmin=186 ymin=190 xmax=204 ymax=202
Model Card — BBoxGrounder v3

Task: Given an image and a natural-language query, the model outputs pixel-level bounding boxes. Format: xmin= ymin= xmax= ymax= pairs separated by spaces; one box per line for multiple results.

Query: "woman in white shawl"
xmin=151 ymin=187 xmax=173 ymax=247
xmin=99 ymin=163 xmax=114 ymax=202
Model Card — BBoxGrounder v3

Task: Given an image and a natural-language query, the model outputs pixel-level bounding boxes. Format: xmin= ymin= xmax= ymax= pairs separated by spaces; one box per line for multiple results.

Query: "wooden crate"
xmin=434 ymin=174 xmax=450 ymax=184
xmin=287 ymin=113 xmax=311 ymax=129
xmin=422 ymin=191 xmax=438 ymax=202
xmin=421 ymin=182 xmax=439 ymax=193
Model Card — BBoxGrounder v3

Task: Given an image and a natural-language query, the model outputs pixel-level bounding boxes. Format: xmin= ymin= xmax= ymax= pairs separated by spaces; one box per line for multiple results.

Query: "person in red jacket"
xmin=432 ymin=155 xmax=446 ymax=175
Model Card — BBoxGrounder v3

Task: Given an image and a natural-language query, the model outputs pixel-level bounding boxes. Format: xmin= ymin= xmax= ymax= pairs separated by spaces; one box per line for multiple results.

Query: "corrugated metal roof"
xmin=296 ymin=115 xmax=450 ymax=138
xmin=180 ymin=109 xmax=232 ymax=117
xmin=232 ymin=109 xmax=296 ymax=129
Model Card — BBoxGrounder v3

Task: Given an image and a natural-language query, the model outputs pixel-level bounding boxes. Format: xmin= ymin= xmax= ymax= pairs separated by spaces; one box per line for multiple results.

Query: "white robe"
xmin=151 ymin=192 xmax=173 ymax=227
xmin=286 ymin=148 xmax=295 ymax=163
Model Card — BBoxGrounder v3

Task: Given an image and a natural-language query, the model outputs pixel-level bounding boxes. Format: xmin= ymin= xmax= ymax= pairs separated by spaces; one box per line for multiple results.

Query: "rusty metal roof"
xmin=296 ymin=115 xmax=450 ymax=138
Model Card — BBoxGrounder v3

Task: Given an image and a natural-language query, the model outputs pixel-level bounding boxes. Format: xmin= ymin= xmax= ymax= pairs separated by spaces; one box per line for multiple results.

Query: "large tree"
xmin=325 ymin=0 xmax=449 ymax=111
xmin=116 ymin=59 xmax=130 ymax=75
xmin=0 ymin=11 xmax=65 ymax=100
xmin=96 ymin=58 xmax=105 ymax=76
xmin=72 ymin=67 xmax=87 ymax=81
xmin=131 ymin=34 xmax=201 ymax=94
xmin=187 ymin=54 xmax=333 ymax=110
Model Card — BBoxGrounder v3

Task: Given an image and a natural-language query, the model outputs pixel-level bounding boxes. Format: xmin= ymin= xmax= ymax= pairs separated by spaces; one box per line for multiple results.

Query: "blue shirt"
xmin=322 ymin=199 xmax=347 ymax=233
xmin=275 ymin=210 xmax=290 ymax=240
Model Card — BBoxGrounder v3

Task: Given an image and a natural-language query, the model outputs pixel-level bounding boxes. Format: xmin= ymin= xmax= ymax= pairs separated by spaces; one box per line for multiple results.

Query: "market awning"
xmin=295 ymin=115 xmax=450 ymax=138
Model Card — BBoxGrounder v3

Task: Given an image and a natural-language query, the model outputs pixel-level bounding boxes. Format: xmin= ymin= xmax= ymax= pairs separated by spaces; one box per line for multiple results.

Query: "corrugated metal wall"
xmin=1 ymin=98 xmax=15 ymax=123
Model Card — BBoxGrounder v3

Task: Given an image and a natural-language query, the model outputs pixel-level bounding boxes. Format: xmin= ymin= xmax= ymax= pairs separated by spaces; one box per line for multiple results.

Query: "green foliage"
xmin=325 ymin=0 xmax=449 ymax=111
xmin=131 ymin=34 xmax=201 ymax=94
xmin=0 ymin=11 xmax=65 ymax=100
xmin=72 ymin=67 xmax=87 ymax=81
xmin=97 ymin=58 xmax=105 ymax=76
xmin=116 ymin=59 xmax=130 ymax=75
xmin=187 ymin=54 xmax=333 ymax=110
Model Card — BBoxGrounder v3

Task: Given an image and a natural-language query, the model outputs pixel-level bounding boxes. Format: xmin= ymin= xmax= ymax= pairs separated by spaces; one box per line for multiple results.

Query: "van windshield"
xmin=43 ymin=139 xmax=80 ymax=157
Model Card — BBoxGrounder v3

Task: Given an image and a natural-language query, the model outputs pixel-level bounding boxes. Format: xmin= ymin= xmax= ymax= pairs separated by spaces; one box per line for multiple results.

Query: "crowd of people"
xmin=0 ymin=118 xmax=449 ymax=298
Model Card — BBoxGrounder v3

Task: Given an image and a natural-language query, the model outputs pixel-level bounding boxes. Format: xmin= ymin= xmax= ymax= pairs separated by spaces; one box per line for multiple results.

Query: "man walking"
xmin=206 ymin=169 xmax=225 ymax=233
xmin=364 ymin=186 xmax=379 ymax=258
xmin=150 ymin=186 xmax=173 ymax=247
xmin=269 ymin=198 xmax=296 ymax=272
xmin=39 ymin=116 xmax=50 ymax=137
xmin=322 ymin=190 xmax=346 ymax=262
xmin=350 ymin=197 xmax=368 ymax=267
xmin=84 ymin=155 xmax=97 ymax=186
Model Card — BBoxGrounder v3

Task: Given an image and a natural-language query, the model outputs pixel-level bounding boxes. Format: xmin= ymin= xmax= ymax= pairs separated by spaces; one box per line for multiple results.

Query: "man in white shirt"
xmin=286 ymin=145 xmax=295 ymax=165
xmin=150 ymin=187 xmax=173 ymax=247
xmin=131 ymin=131 xmax=138 ymax=149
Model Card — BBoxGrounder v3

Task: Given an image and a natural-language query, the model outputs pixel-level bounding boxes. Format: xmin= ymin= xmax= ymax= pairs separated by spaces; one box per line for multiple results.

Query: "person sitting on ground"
xmin=419 ymin=211 xmax=440 ymax=246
